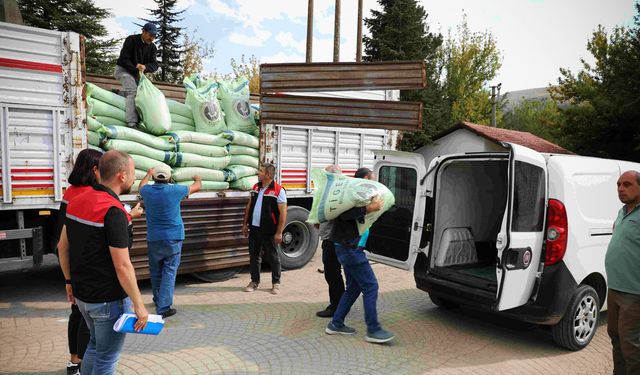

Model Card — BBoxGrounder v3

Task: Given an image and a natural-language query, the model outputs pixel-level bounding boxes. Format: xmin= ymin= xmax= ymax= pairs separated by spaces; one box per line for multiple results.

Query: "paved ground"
xmin=0 ymin=251 xmax=613 ymax=375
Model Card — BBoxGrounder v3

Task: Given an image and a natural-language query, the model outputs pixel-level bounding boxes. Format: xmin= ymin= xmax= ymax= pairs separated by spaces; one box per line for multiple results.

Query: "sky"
xmin=95 ymin=0 xmax=638 ymax=92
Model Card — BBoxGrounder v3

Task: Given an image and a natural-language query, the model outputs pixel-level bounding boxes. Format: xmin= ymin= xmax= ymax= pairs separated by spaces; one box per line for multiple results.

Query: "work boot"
xmin=244 ymin=281 xmax=258 ymax=292
xmin=316 ymin=306 xmax=335 ymax=318
xmin=271 ymin=283 xmax=280 ymax=295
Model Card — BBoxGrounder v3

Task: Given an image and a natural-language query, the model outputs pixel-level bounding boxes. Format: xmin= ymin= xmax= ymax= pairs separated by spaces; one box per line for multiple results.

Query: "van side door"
xmin=496 ymin=143 xmax=548 ymax=311
xmin=366 ymin=150 xmax=428 ymax=270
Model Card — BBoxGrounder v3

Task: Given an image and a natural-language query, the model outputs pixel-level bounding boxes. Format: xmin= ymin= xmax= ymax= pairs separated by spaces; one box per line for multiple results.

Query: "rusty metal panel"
xmin=129 ymin=196 xmax=250 ymax=279
xmin=260 ymin=61 xmax=425 ymax=92
xmin=260 ymin=94 xmax=422 ymax=131
xmin=86 ymin=73 xmax=187 ymax=102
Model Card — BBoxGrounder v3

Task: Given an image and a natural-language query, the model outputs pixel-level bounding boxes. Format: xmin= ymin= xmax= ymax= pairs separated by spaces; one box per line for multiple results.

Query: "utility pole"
xmin=333 ymin=0 xmax=341 ymax=62
xmin=356 ymin=0 xmax=363 ymax=62
xmin=490 ymin=83 xmax=502 ymax=127
xmin=306 ymin=0 xmax=313 ymax=63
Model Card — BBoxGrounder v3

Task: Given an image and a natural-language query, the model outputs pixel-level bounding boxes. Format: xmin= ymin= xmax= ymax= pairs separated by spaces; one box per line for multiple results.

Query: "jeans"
xmin=113 ymin=65 xmax=138 ymax=125
xmin=249 ymin=226 xmax=281 ymax=284
xmin=68 ymin=303 xmax=90 ymax=358
xmin=148 ymin=240 xmax=182 ymax=314
xmin=76 ymin=297 xmax=131 ymax=375
xmin=607 ymin=289 xmax=640 ymax=375
xmin=322 ymin=240 xmax=344 ymax=310
xmin=331 ymin=243 xmax=382 ymax=334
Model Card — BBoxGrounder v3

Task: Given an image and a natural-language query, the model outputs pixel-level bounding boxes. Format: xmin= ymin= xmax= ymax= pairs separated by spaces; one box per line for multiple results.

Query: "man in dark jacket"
xmin=114 ymin=22 xmax=159 ymax=128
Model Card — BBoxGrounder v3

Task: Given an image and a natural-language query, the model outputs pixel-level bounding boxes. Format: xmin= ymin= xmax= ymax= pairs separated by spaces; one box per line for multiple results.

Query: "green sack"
xmin=171 ymin=167 xmax=225 ymax=182
xmin=131 ymin=154 xmax=170 ymax=172
xmin=166 ymin=99 xmax=193 ymax=119
xmin=94 ymin=115 xmax=127 ymax=127
xmin=86 ymin=83 xmax=126 ymax=110
xmin=104 ymin=139 xmax=173 ymax=164
xmin=224 ymin=165 xmax=258 ymax=182
xmin=177 ymin=180 xmax=228 ymax=191
xmin=135 ymin=75 xmax=171 ymax=135
xmin=230 ymin=175 xmax=258 ymax=191
xmin=176 ymin=142 xmax=228 ymax=157
xmin=88 ymin=144 xmax=104 ymax=153
xmin=170 ymin=122 xmax=196 ymax=132
xmin=222 ymin=130 xmax=259 ymax=149
xmin=135 ymin=169 xmax=148 ymax=180
xmin=87 ymin=116 xmax=105 ymax=132
xmin=184 ymin=76 xmax=226 ymax=135
xmin=87 ymin=97 xmax=126 ymax=122
xmin=217 ymin=77 xmax=258 ymax=134
xmin=170 ymin=112 xmax=195 ymax=126
xmin=100 ymin=125 xmax=174 ymax=151
xmin=88 ymin=130 xmax=104 ymax=146
xmin=228 ymin=144 xmax=259 ymax=157
xmin=308 ymin=168 xmax=395 ymax=235
xmin=173 ymin=152 xmax=230 ymax=170
xmin=229 ymin=155 xmax=259 ymax=169
xmin=161 ymin=130 xmax=230 ymax=146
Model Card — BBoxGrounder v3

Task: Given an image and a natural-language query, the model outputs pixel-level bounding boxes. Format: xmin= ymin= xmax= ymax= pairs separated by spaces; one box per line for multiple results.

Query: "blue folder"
xmin=113 ymin=313 xmax=164 ymax=335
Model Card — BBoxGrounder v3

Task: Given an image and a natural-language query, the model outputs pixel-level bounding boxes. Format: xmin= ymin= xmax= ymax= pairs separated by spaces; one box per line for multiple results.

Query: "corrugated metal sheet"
xmin=260 ymin=61 xmax=426 ymax=92
xmin=129 ymin=196 xmax=250 ymax=279
xmin=260 ymin=94 xmax=422 ymax=131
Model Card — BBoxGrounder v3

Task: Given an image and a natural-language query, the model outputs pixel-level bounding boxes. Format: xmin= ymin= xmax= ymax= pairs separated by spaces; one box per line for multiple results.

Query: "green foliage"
xmin=549 ymin=3 xmax=640 ymax=160
xmin=501 ymin=98 xmax=565 ymax=145
xmin=17 ymin=0 xmax=119 ymax=75
xmin=141 ymin=0 xmax=185 ymax=83
xmin=182 ymin=29 xmax=215 ymax=81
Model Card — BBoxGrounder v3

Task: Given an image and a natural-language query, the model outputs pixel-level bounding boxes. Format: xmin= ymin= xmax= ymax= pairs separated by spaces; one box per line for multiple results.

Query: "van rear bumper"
xmin=415 ymin=257 xmax=576 ymax=325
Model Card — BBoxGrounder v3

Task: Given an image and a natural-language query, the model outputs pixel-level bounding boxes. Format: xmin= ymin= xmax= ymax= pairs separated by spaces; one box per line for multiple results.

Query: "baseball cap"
xmin=152 ymin=164 xmax=171 ymax=181
xmin=142 ymin=22 xmax=158 ymax=37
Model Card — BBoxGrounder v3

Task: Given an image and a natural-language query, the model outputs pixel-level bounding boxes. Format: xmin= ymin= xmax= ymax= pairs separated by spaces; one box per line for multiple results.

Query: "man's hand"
xmin=146 ymin=168 xmax=154 ymax=176
xmin=366 ymin=196 xmax=383 ymax=213
xmin=242 ymin=223 xmax=248 ymax=238
xmin=136 ymin=64 xmax=146 ymax=72
xmin=193 ymin=175 xmax=202 ymax=182
xmin=274 ymin=232 xmax=283 ymax=244
xmin=133 ymin=303 xmax=149 ymax=332
xmin=65 ymin=284 xmax=75 ymax=304
xmin=130 ymin=202 xmax=144 ymax=219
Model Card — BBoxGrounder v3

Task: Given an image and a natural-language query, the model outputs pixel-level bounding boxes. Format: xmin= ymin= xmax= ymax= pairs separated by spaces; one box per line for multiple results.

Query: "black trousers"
xmin=322 ymin=240 xmax=345 ymax=310
xmin=249 ymin=226 xmax=281 ymax=284
xmin=68 ymin=303 xmax=90 ymax=358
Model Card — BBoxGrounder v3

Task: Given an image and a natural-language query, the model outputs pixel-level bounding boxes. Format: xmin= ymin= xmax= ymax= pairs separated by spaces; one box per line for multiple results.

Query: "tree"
xmin=549 ymin=3 xmax=640 ymax=160
xmin=363 ymin=0 xmax=443 ymax=151
xmin=141 ymin=0 xmax=185 ymax=83
xmin=17 ymin=0 xmax=119 ymax=75
xmin=182 ymin=29 xmax=215 ymax=81
xmin=228 ymin=55 xmax=260 ymax=94
xmin=501 ymin=98 xmax=565 ymax=146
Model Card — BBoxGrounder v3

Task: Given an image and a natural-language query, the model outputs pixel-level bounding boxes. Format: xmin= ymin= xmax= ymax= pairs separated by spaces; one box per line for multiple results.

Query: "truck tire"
xmin=278 ymin=206 xmax=319 ymax=270
xmin=428 ymin=292 xmax=459 ymax=309
xmin=551 ymin=284 xmax=599 ymax=351
xmin=191 ymin=267 xmax=243 ymax=283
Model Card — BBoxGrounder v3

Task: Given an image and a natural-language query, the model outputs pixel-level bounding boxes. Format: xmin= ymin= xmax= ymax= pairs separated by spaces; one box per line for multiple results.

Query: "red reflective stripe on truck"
xmin=0 ymin=58 xmax=62 ymax=73
xmin=11 ymin=176 xmax=53 ymax=181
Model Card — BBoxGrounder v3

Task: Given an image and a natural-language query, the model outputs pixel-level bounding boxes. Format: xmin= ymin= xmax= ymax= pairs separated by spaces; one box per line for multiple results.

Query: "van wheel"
xmin=429 ymin=292 xmax=459 ymax=309
xmin=277 ymin=206 xmax=319 ymax=270
xmin=551 ymin=284 xmax=599 ymax=351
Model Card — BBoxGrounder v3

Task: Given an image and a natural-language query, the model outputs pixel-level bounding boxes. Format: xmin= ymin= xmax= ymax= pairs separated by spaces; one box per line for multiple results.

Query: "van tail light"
xmin=544 ymin=199 xmax=568 ymax=265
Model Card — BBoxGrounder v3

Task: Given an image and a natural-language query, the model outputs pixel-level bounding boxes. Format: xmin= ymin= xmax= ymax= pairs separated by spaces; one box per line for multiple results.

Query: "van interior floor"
xmin=431 ymin=264 xmax=498 ymax=293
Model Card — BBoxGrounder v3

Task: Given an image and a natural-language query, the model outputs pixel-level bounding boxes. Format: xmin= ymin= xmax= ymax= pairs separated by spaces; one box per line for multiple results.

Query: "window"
xmin=378 ymin=166 xmax=417 ymax=209
xmin=512 ymin=161 xmax=545 ymax=232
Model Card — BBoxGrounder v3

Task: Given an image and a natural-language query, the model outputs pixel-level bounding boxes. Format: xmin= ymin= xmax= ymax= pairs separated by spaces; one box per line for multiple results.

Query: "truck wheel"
xmin=551 ymin=284 xmax=599 ymax=351
xmin=278 ymin=206 xmax=319 ymax=270
xmin=428 ymin=292 xmax=459 ymax=309
xmin=191 ymin=267 xmax=243 ymax=283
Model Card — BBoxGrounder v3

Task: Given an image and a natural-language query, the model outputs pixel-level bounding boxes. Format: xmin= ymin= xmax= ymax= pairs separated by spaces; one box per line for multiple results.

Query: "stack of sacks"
xmin=86 ymin=83 xmax=128 ymax=147
xmin=184 ymin=73 xmax=226 ymax=135
xmin=162 ymin=130 xmax=230 ymax=191
xmin=167 ymin=99 xmax=196 ymax=131
xmin=222 ymin=130 xmax=259 ymax=191
xmin=135 ymin=75 xmax=172 ymax=135
xmin=218 ymin=77 xmax=259 ymax=137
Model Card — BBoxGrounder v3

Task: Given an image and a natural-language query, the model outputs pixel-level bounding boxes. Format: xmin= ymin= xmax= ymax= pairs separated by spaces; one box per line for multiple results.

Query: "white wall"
xmin=416 ymin=129 xmax=505 ymax=168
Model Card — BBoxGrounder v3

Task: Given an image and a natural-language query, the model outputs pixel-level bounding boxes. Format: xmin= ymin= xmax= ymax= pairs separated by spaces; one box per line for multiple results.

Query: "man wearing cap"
xmin=138 ymin=165 xmax=201 ymax=318
xmin=114 ymin=23 xmax=159 ymax=128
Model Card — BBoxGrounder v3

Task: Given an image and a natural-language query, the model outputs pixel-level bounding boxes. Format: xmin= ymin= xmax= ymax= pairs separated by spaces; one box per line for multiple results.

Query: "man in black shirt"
xmin=114 ymin=22 xmax=159 ymax=128
xmin=58 ymin=150 xmax=148 ymax=374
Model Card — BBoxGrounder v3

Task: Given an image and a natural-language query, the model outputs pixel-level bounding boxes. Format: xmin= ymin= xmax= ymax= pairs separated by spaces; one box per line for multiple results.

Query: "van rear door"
xmin=365 ymin=150 xmax=427 ymax=270
xmin=496 ymin=143 xmax=548 ymax=311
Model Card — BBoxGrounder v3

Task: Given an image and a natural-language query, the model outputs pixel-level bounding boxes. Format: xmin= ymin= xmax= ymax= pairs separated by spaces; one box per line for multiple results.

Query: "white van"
xmin=367 ymin=143 xmax=639 ymax=350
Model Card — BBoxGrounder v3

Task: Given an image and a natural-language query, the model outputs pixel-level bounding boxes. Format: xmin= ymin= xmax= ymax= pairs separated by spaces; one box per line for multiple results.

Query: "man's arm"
xmin=110 ymin=246 xmax=148 ymax=331
xmin=338 ymin=197 xmax=383 ymax=221
xmin=57 ymin=225 xmax=74 ymax=303
xmin=144 ymin=45 xmax=159 ymax=73
xmin=117 ymin=36 xmax=137 ymax=72
xmin=274 ymin=202 xmax=287 ymax=244
xmin=138 ymin=168 xmax=153 ymax=191
xmin=189 ymin=175 xmax=202 ymax=195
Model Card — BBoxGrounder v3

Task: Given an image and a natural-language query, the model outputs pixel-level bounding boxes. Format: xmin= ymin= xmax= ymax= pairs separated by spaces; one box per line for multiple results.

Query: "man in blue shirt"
xmin=139 ymin=165 xmax=201 ymax=318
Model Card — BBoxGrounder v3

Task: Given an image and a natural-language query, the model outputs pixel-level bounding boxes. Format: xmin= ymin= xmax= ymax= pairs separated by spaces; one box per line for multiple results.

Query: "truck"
xmin=0 ymin=21 xmax=398 ymax=280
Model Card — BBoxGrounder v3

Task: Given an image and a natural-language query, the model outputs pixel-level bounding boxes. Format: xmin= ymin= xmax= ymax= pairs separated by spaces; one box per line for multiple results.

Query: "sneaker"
xmin=66 ymin=361 xmax=80 ymax=375
xmin=365 ymin=328 xmax=395 ymax=344
xmin=271 ymin=283 xmax=280 ymax=295
xmin=161 ymin=308 xmax=177 ymax=318
xmin=244 ymin=281 xmax=259 ymax=292
xmin=316 ymin=306 xmax=335 ymax=318
xmin=325 ymin=321 xmax=356 ymax=335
